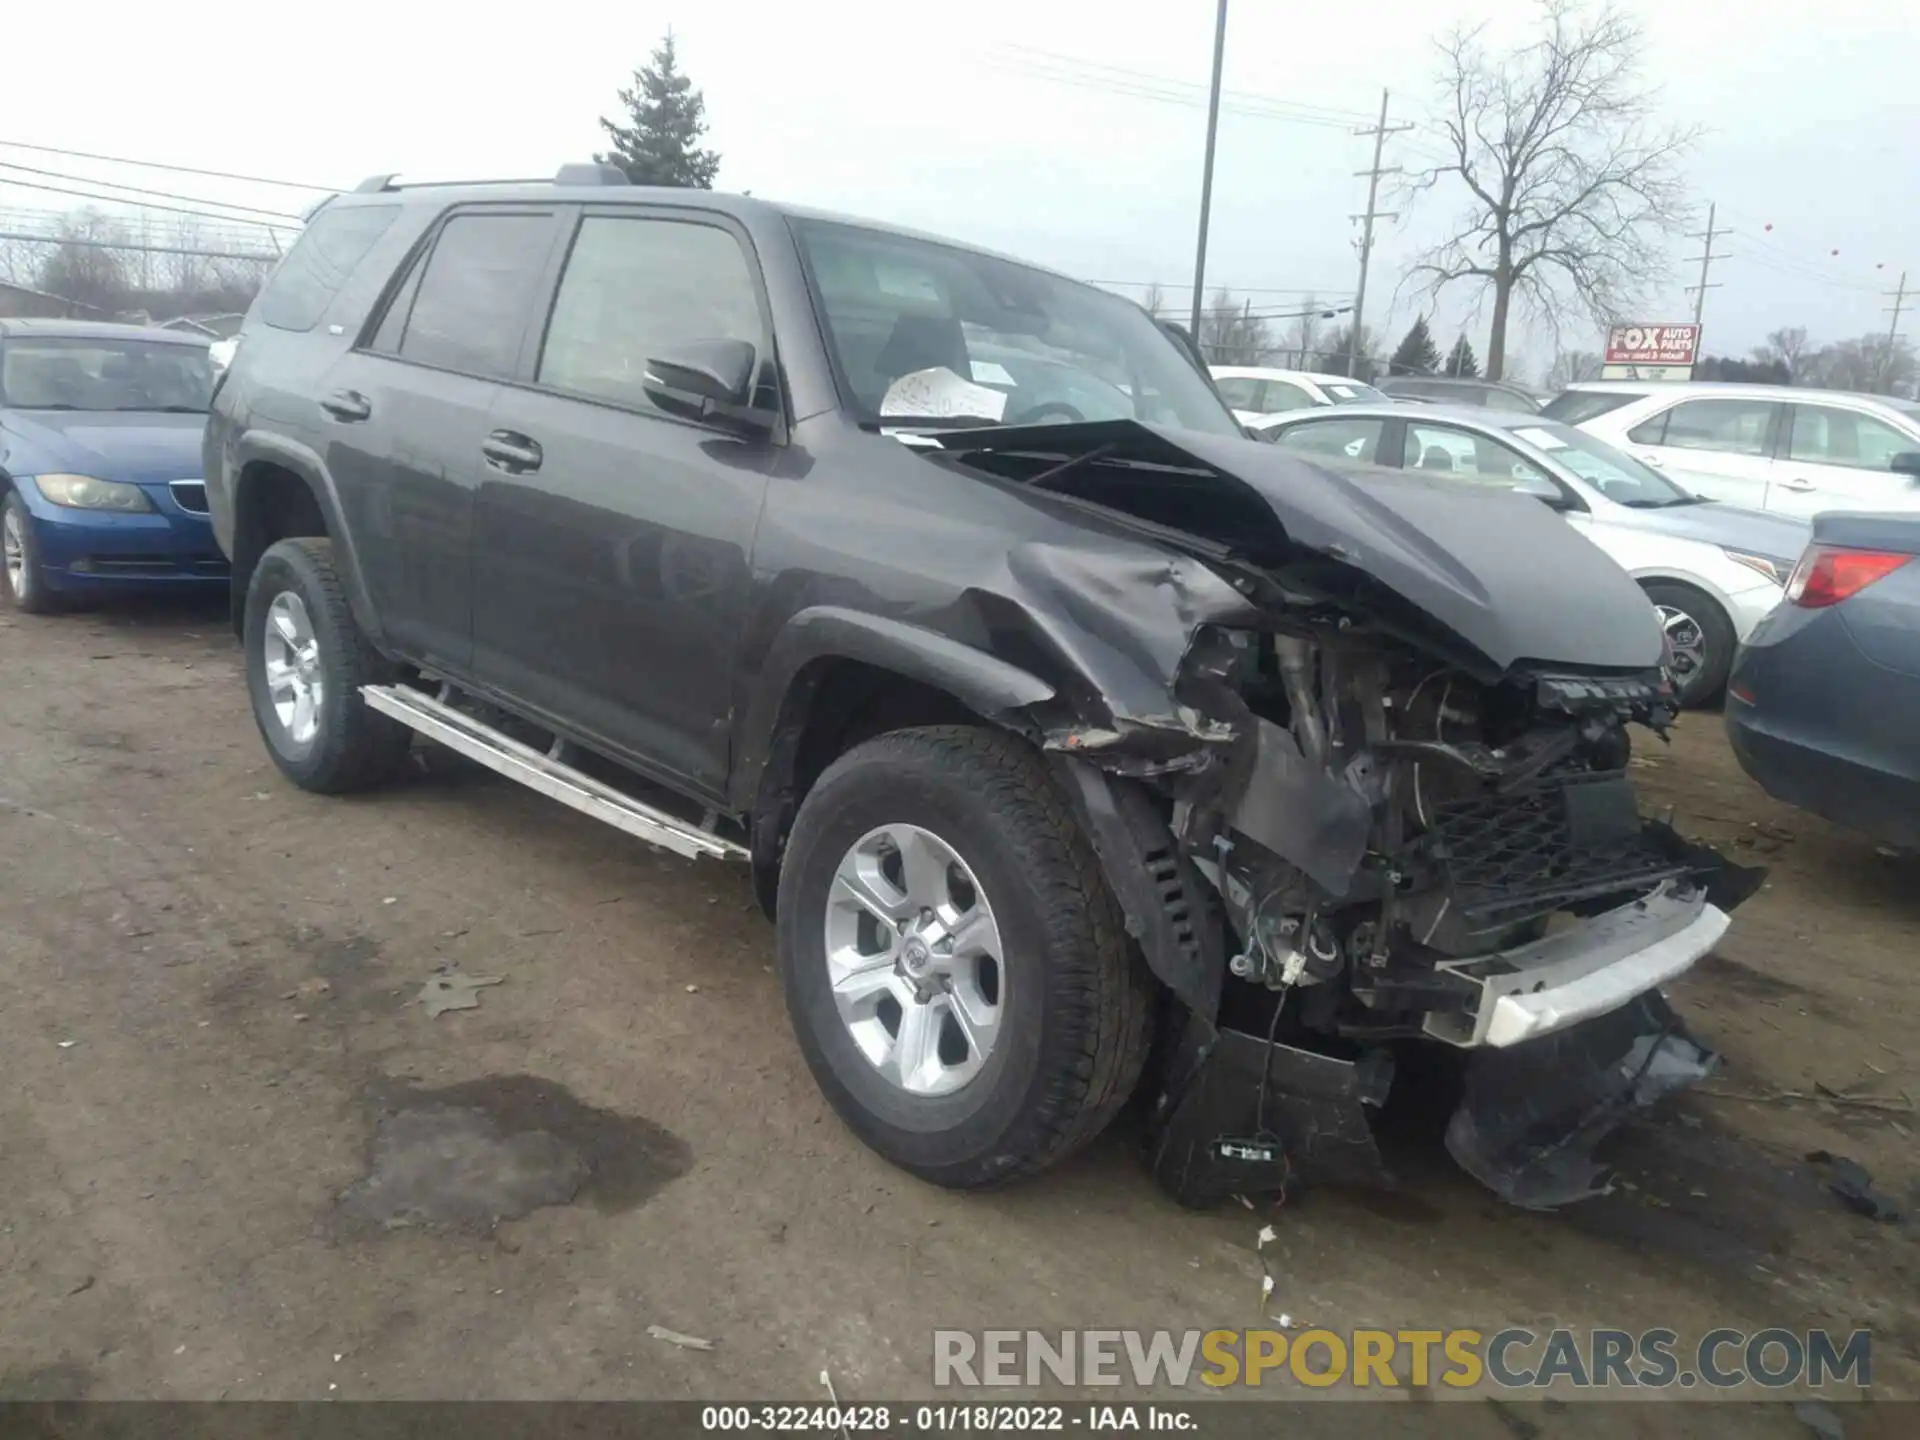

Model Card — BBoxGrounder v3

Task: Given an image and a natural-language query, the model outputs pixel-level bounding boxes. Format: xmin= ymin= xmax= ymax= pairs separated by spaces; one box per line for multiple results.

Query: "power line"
xmin=995 ymin=45 xmax=1378 ymax=125
xmin=982 ymin=48 xmax=1373 ymax=130
xmin=0 ymin=138 xmax=334 ymax=192
xmin=1682 ymin=201 xmax=1733 ymax=328
xmin=1349 ymin=89 xmax=1414 ymax=376
xmin=0 ymin=176 xmax=299 ymax=231
xmin=0 ymin=161 xmax=306 ymax=222
xmin=0 ymin=228 xmax=279 ymax=263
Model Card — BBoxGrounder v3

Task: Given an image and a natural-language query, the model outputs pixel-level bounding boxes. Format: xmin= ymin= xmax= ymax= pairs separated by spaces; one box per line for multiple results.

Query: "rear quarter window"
xmin=1542 ymin=390 xmax=1645 ymax=425
xmin=258 ymin=205 xmax=400 ymax=333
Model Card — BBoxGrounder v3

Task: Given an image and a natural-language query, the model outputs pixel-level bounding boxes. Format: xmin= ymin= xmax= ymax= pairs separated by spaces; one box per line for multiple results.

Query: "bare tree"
xmin=1319 ymin=323 xmax=1380 ymax=381
xmin=1139 ymin=282 xmax=1169 ymax=319
xmin=1751 ymin=325 xmax=1813 ymax=381
xmin=1405 ymin=0 xmax=1695 ymax=379
xmin=35 ymin=211 xmax=134 ymax=314
xmin=1284 ymin=296 xmax=1326 ymax=368
xmin=1804 ymin=334 xmax=1916 ymax=395
xmin=1544 ymin=348 xmax=1604 ymax=389
xmin=1197 ymin=289 xmax=1275 ymax=366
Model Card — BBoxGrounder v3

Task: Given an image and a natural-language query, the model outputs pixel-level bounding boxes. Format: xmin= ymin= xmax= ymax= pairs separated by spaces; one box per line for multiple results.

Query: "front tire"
xmin=1642 ymin=580 xmax=1735 ymax=709
xmin=778 ymin=726 xmax=1155 ymax=1188
xmin=2 ymin=490 xmax=60 ymax=615
xmin=244 ymin=537 xmax=412 ymax=793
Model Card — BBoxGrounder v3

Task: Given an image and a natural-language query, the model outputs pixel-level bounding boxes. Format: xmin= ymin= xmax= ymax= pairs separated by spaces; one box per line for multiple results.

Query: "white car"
xmin=1252 ymin=405 xmax=1810 ymax=705
xmin=1545 ymin=382 xmax=1920 ymax=519
xmin=1209 ymin=365 xmax=1388 ymax=425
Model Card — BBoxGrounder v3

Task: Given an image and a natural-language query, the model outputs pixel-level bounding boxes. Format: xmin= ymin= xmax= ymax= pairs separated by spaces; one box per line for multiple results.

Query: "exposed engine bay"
xmin=927 ymin=419 xmax=1764 ymax=1209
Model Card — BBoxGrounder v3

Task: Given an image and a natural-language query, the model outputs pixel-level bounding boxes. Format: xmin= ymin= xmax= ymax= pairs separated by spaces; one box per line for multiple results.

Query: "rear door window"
xmin=1214 ymin=376 xmax=1262 ymax=409
xmin=1272 ymin=416 xmax=1387 ymax=463
xmin=397 ymin=212 xmax=560 ymax=379
xmin=1260 ymin=380 xmax=1314 ymax=412
xmin=1786 ymin=405 xmax=1917 ymax=471
xmin=258 ymin=204 xmax=399 ymax=332
xmin=1636 ymin=397 xmax=1779 ymax=455
xmin=536 ymin=215 xmax=766 ymax=414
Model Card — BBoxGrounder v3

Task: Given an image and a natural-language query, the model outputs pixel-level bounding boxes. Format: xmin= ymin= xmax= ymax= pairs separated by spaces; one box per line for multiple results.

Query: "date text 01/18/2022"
xmin=699 ymin=1406 xmax=1198 ymax=1432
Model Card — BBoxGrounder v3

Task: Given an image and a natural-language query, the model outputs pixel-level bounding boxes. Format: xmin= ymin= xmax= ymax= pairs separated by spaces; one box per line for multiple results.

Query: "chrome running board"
xmin=360 ymin=684 xmax=746 ymax=863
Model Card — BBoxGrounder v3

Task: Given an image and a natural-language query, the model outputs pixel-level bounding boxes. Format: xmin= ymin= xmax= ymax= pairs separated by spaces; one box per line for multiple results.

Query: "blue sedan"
xmin=1 ymin=319 xmax=226 ymax=613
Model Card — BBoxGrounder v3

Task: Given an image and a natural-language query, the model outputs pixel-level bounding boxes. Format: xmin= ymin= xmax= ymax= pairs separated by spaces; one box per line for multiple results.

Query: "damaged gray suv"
xmin=204 ymin=166 xmax=1757 ymax=1211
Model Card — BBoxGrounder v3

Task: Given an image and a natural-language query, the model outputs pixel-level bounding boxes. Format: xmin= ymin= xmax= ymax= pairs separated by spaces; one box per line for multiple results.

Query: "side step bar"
xmin=360 ymin=684 xmax=746 ymax=863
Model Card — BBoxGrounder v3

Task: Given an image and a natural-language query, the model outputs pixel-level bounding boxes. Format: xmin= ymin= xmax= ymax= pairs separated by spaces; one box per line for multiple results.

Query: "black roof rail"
xmin=345 ymin=163 xmax=628 ymax=196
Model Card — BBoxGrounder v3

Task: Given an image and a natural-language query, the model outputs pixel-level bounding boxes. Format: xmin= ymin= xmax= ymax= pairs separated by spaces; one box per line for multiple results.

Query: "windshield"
xmin=792 ymin=218 xmax=1242 ymax=437
xmin=1321 ymin=381 xmax=1386 ymax=405
xmin=1507 ymin=421 xmax=1693 ymax=506
xmin=0 ymin=338 xmax=213 ymax=413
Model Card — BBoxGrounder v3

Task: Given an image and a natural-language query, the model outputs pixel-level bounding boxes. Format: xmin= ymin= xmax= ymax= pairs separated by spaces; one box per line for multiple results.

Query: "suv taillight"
xmin=1784 ymin=543 xmax=1912 ymax=608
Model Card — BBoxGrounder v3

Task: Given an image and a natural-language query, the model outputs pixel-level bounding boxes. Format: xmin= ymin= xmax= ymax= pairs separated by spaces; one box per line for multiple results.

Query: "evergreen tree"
xmin=1444 ymin=334 xmax=1481 ymax=378
xmin=1389 ymin=316 xmax=1442 ymax=375
xmin=597 ymin=33 xmax=721 ymax=188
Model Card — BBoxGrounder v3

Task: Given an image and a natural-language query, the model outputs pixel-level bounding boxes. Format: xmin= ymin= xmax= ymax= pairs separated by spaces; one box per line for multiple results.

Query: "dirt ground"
xmin=2 ymin=597 xmax=1915 ymax=1435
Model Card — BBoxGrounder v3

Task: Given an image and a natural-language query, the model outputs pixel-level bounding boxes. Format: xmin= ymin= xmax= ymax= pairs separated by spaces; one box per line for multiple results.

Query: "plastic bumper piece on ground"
xmin=1444 ymin=990 xmax=1717 ymax=1209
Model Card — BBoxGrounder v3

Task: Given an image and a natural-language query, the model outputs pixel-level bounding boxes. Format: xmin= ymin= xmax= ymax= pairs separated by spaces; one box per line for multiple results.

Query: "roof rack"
xmin=350 ymin=163 xmax=629 ymax=194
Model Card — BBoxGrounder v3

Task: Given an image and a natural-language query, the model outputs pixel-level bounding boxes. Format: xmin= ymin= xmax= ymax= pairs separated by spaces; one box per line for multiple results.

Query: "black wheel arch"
xmin=227 ymin=432 xmax=386 ymax=651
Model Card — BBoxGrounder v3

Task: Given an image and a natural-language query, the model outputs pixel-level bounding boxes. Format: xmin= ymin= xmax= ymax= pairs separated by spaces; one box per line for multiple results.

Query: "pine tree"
xmin=597 ymin=33 xmax=721 ymax=189
xmin=1389 ymin=316 xmax=1441 ymax=376
xmin=1445 ymin=334 xmax=1481 ymax=378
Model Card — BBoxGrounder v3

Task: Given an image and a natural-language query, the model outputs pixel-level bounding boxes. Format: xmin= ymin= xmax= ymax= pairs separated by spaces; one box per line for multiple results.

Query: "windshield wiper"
xmin=1623 ymin=495 xmax=1705 ymax=509
xmin=118 ymin=405 xmax=207 ymax=414
xmin=868 ymin=414 xmax=1008 ymax=430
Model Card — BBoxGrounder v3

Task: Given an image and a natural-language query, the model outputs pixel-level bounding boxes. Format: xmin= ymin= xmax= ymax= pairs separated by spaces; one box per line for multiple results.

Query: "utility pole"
xmin=1683 ymin=202 xmax=1733 ymax=328
xmin=1188 ymin=0 xmax=1229 ymax=346
xmin=1881 ymin=269 xmax=1909 ymax=391
xmin=1349 ymin=89 xmax=1413 ymax=378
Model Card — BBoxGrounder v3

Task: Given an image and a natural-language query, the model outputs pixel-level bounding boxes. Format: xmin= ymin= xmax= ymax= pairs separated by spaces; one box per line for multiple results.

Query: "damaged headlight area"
xmin=1101 ymin=620 xmax=1761 ymax=1211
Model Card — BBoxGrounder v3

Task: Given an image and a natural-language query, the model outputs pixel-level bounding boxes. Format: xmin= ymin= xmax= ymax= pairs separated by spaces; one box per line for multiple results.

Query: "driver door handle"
xmin=1781 ymin=478 xmax=1817 ymax=493
xmin=320 ymin=389 xmax=371 ymax=423
xmin=1636 ymin=453 xmax=1664 ymax=467
xmin=481 ymin=430 xmax=543 ymax=474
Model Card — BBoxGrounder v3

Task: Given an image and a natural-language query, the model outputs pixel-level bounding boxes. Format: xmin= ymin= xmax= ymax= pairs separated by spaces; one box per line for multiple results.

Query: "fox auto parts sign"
xmin=1604 ymin=324 xmax=1700 ymax=368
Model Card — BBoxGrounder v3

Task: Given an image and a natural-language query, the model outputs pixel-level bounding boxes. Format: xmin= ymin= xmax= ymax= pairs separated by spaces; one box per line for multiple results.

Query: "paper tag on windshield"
xmin=1513 ymin=426 xmax=1567 ymax=450
xmin=881 ymin=367 xmax=1008 ymax=423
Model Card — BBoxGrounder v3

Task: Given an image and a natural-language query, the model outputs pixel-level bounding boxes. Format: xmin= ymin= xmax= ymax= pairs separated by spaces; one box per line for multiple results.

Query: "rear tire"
xmin=2 ymin=490 xmax=61 ymax=615
xmin=1642 ymin=579 xmax=1735 ymax=709
xmin=244 ymin=537 xmax=412 ymax=793
xmin=778 ymin=725 xmax=1156 ymax=1188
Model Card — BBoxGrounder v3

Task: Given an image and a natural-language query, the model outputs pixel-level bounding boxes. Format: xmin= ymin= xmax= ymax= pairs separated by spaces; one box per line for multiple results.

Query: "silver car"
xmin=1252 ymin=405 xmax=1810 ymax=705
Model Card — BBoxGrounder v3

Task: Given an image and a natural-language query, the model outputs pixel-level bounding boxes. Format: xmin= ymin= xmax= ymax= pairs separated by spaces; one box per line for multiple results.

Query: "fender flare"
xmin=230 ymin=430 xmax=387 ymax=649
xmin=734 ymin=605 xmax=1059 ymax=804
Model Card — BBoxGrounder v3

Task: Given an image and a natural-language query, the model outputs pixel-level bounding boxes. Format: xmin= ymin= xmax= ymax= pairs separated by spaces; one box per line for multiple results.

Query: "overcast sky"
xmin=5 ymin=0 xmax=1914 ymax=377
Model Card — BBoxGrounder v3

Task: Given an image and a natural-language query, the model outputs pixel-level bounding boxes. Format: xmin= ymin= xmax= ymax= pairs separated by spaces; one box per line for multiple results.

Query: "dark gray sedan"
xmin=1726 ymin=511 xmax=1920 ymax=849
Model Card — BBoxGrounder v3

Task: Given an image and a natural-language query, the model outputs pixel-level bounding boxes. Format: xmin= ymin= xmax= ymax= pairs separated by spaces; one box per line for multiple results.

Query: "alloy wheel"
xmin=822 ymin=823 xmax=1005 ymax=1097
xmin=3 ymin=506 xmax=25 ymax=599
xmin=262 ymin=591 xmax=325 ymax=747
xmin=1657 ymin=605 xmax=1707 ymax=692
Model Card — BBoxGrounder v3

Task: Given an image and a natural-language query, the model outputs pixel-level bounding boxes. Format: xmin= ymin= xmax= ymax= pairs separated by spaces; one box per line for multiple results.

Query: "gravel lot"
xmin=1 ymin=597 xmax=1914 ymax=1434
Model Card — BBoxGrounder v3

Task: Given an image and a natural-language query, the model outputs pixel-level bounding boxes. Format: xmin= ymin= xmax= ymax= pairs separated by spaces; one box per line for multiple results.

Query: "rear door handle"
xmin=1781 ymin=478 xmax=1817 ymax=492
xmin=320 ymin=389 xmax=371 ymax=422
xmin=481 ymin=430 xmax=543 ymax=473
xmin=1636 ymin=453 xmax=1664 ymax=467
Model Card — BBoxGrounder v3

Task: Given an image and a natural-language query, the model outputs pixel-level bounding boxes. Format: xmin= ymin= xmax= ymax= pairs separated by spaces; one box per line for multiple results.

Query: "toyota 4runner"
xmin=205 ymin=164 xmax=1757 ymax=1210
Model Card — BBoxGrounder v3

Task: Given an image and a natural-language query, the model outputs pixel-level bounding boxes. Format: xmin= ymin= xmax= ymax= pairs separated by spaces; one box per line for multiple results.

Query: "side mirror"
xmin=1890 ymin=452 xmax=1920 ymax=480
xmin=643 ymin=338 xmax=771 ymax=434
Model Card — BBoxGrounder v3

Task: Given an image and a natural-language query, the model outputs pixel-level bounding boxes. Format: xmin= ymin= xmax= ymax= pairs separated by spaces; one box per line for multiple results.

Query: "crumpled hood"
xmin=0 ymin=410 xmax=206 ymax=485
xmin=1607 ymin=500 xmax=1809 ymax=566
xmin=935 ymin=419 xmax=1665 ymax=675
